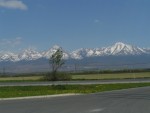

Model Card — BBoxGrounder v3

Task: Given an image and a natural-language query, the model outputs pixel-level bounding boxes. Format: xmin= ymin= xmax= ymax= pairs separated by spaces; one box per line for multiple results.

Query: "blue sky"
xmin=0 ymin=0 xmax=150 ymax=52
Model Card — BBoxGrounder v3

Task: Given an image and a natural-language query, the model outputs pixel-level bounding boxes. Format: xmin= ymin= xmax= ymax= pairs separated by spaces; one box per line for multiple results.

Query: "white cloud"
xmin=94 ymin=19 xmax=100 ymax=23
xmin=13 ymin=37 xmax=22 ymax=46
xmin=0 ymin=0 xmax=28 ymax=10
xmin=0 ymin=37 xmax=22 ymax=47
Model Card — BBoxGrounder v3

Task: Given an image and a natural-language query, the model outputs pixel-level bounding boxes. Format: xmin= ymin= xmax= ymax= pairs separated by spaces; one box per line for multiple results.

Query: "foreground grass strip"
xmin=0 ymin=83 xmax=150 ymax=98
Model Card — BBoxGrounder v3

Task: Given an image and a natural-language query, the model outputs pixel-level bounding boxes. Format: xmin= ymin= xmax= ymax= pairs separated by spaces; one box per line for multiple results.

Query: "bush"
xmin=44 ymin=72 xmax=72 ymax=81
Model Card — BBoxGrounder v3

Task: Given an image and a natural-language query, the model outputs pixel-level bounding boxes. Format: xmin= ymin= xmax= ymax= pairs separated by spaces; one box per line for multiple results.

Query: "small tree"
xmin=49 ymin=48 xmax=64 ymax=81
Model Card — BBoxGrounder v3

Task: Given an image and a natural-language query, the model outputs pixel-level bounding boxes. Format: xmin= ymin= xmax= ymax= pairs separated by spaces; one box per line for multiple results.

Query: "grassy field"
xmin=0 ymin=72 xmax=150 ymax=81
xmin=0 ymin=76 xmax=43 ymax=82
xmin=72 ymin=72 xmax=150 ymax=80
xmin=0 ymin=83 xmax=150 ymax=98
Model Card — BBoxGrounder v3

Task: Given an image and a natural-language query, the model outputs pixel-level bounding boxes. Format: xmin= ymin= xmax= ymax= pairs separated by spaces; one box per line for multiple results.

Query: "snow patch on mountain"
xmin=71 ymin=48 xmax=95 ymax=58
xmin=70 ymin=42 xmax=148 ymax=59
xmin=42 ymin=45 xmax=69 ymax=60
xmin=103 ymin=42 xmax=146 ymax=55
xmin=0 ymin=52 xmax=19 ymax=61
xmin=0 ymin=42 xmax=149 ymax=62
xmin=18 ymin=48 xmax=42 ymax=60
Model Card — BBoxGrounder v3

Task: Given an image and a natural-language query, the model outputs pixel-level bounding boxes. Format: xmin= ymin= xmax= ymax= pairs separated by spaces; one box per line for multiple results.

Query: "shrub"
xmin=44 ymin=72 xmax=72 ymax=81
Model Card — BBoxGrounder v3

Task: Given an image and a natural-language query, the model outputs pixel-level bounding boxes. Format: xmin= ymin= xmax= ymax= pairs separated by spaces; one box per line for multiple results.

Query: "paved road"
xmin=0 ymin=86 xmax=150 ymax=113
xmin=0 ymin=78 xmax=150 ymax=86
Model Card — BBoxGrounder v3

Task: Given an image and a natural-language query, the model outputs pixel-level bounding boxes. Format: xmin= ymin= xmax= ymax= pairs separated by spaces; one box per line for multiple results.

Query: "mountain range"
xmin=0 ymin=42 xmax=150 ymax=62
xmin=0 ymin=42 xmax=150 ymax=73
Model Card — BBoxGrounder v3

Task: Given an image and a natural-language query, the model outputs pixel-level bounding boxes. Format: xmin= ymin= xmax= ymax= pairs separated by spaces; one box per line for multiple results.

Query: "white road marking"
xmin=90 ymin=108 xmax=104 ymax=112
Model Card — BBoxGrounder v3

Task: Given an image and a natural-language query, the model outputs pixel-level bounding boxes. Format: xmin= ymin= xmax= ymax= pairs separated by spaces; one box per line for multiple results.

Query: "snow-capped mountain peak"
xmin=112 ymin=43 xmax=145 ymax=55
xmin=70 ymin=48 xmax=95 ymax=59
xmin=113 ymin=42 xmax=129 ymax=51
xmin=109 ymin=42 xmax=134 ymax=54
xmin=0 ymin=52 xmax=19 ymax=61
xmin=0 ymin=42 xmax=149 ymax=62
xmin=103 ymin=42 xmax=146 ymax=55
xmin=70 ymin=42 xmax=148 ymax=59
xmin=42 ymin=45 xmax=69 ymax=59
xmin=18 ymin=48 xmax=42 ymax=60
xmin=114 ymin=42 xmax=126 ymax=46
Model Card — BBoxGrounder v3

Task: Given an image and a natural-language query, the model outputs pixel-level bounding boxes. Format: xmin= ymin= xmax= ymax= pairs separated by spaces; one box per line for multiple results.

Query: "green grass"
xmin=0 ymin=76 xmax=43 ymax=82
xmin=72 ymin=72 xmax=150 ymax=80
xmin=0 ymin=72 xmax=150 ymax=82
xmin=0 ymin=83 xmax=150 ymax=98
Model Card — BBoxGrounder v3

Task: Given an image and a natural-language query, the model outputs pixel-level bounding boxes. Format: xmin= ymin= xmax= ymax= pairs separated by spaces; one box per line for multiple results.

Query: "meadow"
xmin=0 ymin=72 xmax=150 ymax=82
xmin=72 ymin=72 xmax=150 ymax=80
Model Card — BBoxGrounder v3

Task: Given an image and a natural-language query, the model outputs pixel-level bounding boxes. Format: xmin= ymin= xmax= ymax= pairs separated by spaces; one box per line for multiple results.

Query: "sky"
xmin=0 ymin=0 xmax=150 ymax=52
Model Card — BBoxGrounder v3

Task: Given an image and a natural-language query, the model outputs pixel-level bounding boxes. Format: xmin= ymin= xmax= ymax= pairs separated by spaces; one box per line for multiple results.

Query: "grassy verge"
xmin=0 ymin=83 xmax=150 ymax=98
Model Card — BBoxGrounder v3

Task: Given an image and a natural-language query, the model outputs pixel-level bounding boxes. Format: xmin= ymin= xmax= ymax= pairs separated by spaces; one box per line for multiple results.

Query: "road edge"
xmin=0 ymin=93 xmax=81 ymax=101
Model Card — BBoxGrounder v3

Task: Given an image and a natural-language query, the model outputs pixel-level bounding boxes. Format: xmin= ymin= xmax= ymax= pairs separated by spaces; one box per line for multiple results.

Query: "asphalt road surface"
xmin=0 ymin=78 xmax=150 ymax=86
xmin=0 ymin=86 xmax=150 ymax=113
